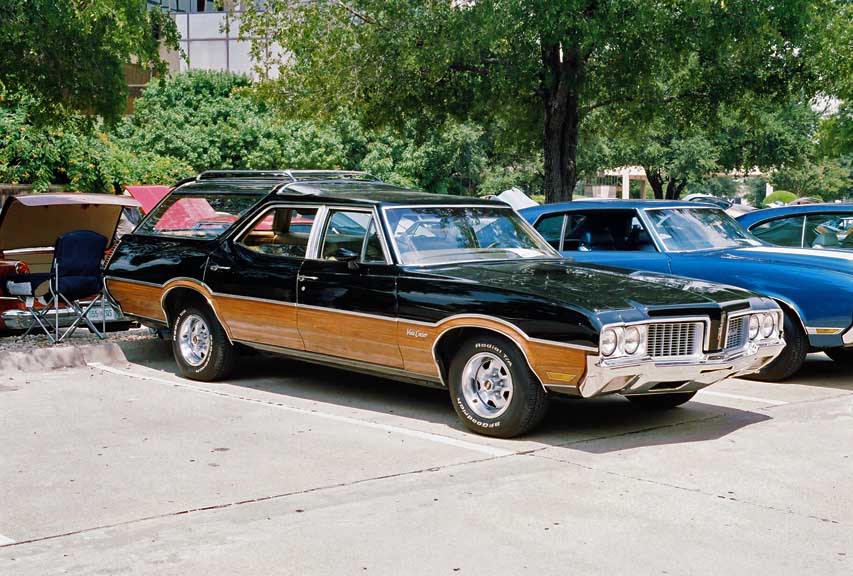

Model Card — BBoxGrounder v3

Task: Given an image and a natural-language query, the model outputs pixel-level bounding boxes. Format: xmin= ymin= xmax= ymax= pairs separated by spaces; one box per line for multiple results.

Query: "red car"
xmin=0 ymin=193 xmax=141 ymax=334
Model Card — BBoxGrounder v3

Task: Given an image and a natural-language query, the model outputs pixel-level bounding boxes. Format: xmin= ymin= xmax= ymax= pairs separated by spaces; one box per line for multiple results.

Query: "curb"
xmin=0 ymin=339 xmax=173 ymax=374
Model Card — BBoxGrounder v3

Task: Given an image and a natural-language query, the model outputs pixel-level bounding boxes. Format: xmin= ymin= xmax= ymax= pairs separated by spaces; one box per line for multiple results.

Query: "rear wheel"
xmin=448 ymin=335 xmax=549 ymax=438
xmin=626 ymin=392 xmax=696 ymax=409
xmin=171 ymin=304 xmax=235 ymax=381
xmin=826 ymin=347 xmax=853 ymax=365
xmin=750 ymin=310 xmax=807 ymax=382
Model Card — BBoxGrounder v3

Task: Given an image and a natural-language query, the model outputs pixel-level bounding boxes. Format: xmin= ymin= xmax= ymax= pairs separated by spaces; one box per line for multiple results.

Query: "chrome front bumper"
xmin=578 ymin=338 xmax=786 ymax=398
xmin=1 ymin=301 xmax=126 ymax=331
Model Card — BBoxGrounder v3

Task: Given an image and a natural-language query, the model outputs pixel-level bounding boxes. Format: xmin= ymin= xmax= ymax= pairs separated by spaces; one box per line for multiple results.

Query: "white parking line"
xmin=697 ymin=390 xmax=789 ymax=406
xmin=88 ymin=363 xmax=513 ymax=458
xmin=0 ymin=534 xmax=15 ymax=546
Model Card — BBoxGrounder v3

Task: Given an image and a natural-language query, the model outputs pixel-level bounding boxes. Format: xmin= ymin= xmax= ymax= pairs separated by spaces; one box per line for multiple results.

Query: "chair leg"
xmin=16 ymin=296 xmax=57 ymax=344
xmin=57 ymin=294 xmax=105 ymax=342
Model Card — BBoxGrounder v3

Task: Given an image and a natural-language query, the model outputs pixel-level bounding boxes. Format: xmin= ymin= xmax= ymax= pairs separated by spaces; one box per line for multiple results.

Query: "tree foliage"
xmin=0 ymin=93 xmax=192 ymax=193
xmin=604 ymin=99 xmax=820 ymax=199
xmin=3 ymin=71 xmax=539 ymax=195
xmin=0 ymin=0 xmax=179 ymax=122
xmin=770 ymin=157 xmax=852 ymax=200
xmin=241 ymin=0 xmax=826 ymax=202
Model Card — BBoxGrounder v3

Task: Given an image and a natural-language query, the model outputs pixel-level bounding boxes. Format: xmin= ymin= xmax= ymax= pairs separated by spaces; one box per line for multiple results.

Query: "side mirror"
xmin=335 ymin=247 xmax=360 ymax=270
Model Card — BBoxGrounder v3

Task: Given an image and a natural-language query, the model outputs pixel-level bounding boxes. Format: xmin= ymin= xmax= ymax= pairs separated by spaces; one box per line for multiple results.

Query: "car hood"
xmin=0 ymin=193 xmax=141 ymax=251
xmin=415 ymin=259 xmax=755 ymax=313
xmin=710 ymin=246 xmax=853 ymax=274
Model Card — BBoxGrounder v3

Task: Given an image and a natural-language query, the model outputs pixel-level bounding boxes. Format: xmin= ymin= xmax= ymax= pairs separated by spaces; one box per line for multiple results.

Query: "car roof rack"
xmin=195 ymin=170 xmax=382 ymax=183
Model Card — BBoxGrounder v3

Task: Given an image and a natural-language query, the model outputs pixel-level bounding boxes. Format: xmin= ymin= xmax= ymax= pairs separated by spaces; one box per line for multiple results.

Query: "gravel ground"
xmin=0 ymin=326 xmax=158 ymax=352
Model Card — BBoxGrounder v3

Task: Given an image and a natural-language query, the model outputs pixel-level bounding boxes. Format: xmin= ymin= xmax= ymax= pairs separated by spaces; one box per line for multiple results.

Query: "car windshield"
xmin=645 ymin=207 xmax=762 ymax=252
xmin=384 ymin=206 xmax=558 ymax=265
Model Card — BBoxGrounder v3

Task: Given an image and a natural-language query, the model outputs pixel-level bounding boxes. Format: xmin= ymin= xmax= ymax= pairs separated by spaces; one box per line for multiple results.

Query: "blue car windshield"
xmin=645 ymin=207 xmax=762 ymax=252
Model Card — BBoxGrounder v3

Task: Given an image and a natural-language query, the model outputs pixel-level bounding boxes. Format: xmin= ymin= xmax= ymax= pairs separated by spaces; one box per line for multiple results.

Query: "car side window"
xmin=321 ymin=210 xmax=386 ymax=263
xmin=750 ymin=216 xmax=805 ymax=247
xmin=237 ymin=207 xmax=318 ymax=258
xmin=805 ymin=213 xmax=853 ymax=249
xmin=534 ymin=214 xmax=566 ymax=250
xmin=563 ymin=210 xmax=655 ymax=252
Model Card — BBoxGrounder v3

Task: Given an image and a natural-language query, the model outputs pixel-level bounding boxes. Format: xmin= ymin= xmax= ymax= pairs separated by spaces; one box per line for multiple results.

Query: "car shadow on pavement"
xmin=146 ymin=351 xmax=773 ymax=453
xmin=765 ymin=353 xmax=853 ymax=392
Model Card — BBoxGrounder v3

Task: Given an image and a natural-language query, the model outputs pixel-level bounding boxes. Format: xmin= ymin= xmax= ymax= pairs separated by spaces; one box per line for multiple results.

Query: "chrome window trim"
xmin=311 ymin=205 xmax=392 ymax=265
xmin=229 ymin=201 xmax=325 ymax=260
xmin=380 ymin=204 xmax=560 ymax=267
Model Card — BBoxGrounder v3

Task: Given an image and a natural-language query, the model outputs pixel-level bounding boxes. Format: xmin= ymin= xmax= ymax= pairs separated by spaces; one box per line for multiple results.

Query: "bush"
xmin=0 ymin=93 xmax=193 ymax=192
xmin=765 ymin=190 xmax=797 ymax=204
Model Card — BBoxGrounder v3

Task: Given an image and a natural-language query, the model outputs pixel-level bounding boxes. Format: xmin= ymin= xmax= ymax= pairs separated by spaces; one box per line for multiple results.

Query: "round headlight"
xmin=748 ymin=315 xmax=761 ymax=340
xmin=761 ymin=314 xmax=775 ymax=338
xmin=623 ymin=326 xmax=642 ymax=355
xmin=601 ymin=328 xmax=618 ymax=356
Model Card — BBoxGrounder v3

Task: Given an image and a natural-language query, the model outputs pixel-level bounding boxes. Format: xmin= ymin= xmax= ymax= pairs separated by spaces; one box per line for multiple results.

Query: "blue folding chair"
xmin=4 ymin=230 xmax=109 ymax=343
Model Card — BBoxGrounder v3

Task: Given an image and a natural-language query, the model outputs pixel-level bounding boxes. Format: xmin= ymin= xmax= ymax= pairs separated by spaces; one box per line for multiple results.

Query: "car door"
xmin=296 ymin=207 xmax=404 ymax=368
xmin=204 ymin=204 xmax=319 ymax=350
xmin=533 ymin=209 xmax=673 ymax=273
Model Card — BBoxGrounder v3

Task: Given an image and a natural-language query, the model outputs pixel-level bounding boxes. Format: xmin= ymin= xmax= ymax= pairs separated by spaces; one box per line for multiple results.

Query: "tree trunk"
xmin=541 ymin=43 xmax=583 ymax=204
xmin=643 ymin=167 xmax=687 ymax=200
xmin=644 ymin=167 xmax=665 ymax=199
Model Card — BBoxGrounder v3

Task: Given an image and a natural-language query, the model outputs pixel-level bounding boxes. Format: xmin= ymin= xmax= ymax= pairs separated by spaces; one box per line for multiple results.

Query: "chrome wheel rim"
xmin=461 ymin=352 xmax=513 ymax=419
xmin=178 ymin=314 xmax=211 ymax=367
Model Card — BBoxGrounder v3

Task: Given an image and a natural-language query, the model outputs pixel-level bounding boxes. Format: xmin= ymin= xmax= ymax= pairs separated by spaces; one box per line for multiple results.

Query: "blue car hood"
xmin=713 ymin=246 xmax=853 ymax=275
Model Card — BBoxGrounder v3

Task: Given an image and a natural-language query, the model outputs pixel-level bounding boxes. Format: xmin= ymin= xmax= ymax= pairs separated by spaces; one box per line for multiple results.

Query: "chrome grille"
xmin=725 ymin=316 xmax=748 ymax=350
xmin=646 ymin=322 xmax=702 ymax=358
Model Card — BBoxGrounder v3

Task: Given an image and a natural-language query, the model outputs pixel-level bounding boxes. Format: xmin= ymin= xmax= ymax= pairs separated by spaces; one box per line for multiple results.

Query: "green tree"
xmin=241 ymin=0 xmax=822 ymax=202
xmin=770 ymin=157 xmax=852 ymax=200
xmin=0 ymin=92 xmax=193 ymax=193
xmin=0 ymin=0 xmax=178 ymax=122
xmin=604 ymin=99 xmax=819 ymax=199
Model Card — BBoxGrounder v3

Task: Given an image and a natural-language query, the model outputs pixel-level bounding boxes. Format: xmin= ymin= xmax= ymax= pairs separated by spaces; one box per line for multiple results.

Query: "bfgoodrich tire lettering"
xmin=449 ymin=336 xmax=549 ymax=438
xmin=171 ymin=304 xmax=235 ymax=381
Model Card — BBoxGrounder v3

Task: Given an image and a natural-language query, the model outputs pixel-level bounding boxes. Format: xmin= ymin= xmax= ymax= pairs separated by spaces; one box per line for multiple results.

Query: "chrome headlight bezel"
xmin=599 ymin=324 xmax=648 ymax=359
xmin=748 ymin=314 xmax=761 ymax=340
xmin=760 ymin=313 xmax=776 ymax=338
xmin=601 ymin=328 xmax=618 ymax=356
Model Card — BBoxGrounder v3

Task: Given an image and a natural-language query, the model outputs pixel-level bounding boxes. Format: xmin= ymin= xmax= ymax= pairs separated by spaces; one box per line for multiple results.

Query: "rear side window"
xmin=136 ymin=193 xmax=263 ymax=240
xmin=750 ymin=216 xmax=805 ymax=247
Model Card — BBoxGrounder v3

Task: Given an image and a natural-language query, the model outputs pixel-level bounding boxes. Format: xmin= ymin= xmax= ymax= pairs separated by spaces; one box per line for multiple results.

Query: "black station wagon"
xmin=105 ymin=171 xmax=785 ymax=437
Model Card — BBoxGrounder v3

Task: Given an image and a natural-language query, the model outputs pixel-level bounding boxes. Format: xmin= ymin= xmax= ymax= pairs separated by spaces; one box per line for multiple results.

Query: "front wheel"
xmin=448 ymin=336 xmax=549 ymax=438
xmin=826 ymin=347 xmax=853 ymax=365
xmin=626 ymin=391 xmax=696 ymax=409
xmin=749 ymin=310 xmax=807 ymax=382
xmin=172 ymin=304 xmax=235 ymax=381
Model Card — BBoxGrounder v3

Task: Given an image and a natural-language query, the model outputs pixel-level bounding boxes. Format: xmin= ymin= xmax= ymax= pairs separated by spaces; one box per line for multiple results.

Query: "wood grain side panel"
xmin=398 ymin=317 xmax=587 ymax=387
xmin=397 ymin=323 xmax=441 ymax=378
xmin=298 ymin=307 xmax=404 ymax=368
xmin=214 ymin=295 xmax=303 ymax=350
xmin=106 ymin=279 xmax=166 ymax=321
xmin=526 ymin=340 xmax=587 ymax=386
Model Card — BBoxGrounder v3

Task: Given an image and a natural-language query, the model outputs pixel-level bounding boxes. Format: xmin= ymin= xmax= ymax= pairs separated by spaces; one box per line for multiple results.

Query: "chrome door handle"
xmin=209 ymin=264 xmax=231 ymax=271
xmin=297 ymin=275 xmax=318 ymax=281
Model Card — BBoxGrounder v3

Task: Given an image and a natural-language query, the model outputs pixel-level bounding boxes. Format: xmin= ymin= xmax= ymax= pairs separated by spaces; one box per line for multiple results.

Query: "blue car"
xmin=520 ymin=200 xmax=853 ymax=380
xmin=736 ymin=203 xmax=853 ymax=250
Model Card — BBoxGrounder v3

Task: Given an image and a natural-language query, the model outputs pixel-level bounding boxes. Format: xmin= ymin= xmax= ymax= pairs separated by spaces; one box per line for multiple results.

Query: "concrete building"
xmin=146 ymin=1 xmax=279 ymax=79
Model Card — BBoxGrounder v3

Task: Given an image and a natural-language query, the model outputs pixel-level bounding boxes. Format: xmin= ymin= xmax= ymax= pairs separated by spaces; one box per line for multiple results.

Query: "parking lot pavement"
xmin=1 ymin=353 xmax=851 ymax=575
